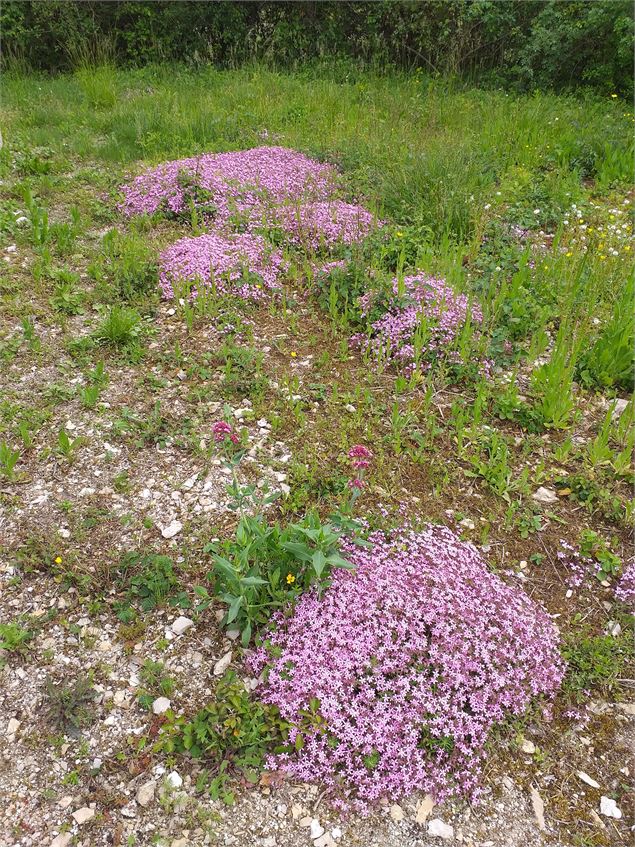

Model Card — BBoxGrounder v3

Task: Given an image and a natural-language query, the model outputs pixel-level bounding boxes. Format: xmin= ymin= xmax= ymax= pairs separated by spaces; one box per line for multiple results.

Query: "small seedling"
xmin=0 ymin=441 xmax=20 ymax=480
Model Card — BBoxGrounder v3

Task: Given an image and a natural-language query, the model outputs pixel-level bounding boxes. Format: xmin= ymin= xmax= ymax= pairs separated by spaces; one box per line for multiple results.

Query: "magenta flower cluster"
xmin=250 ymin=524 xmax=564 ymax=812
xmin=615 ymin=561 xmax=635 ymax=607
xmin=121 ymin=147 xmax=381 ymax=301
xmin=275 ymin=201 xmax=379 ymax=252
xmin=159 ymin=232 xmax=286 ymax=301
xmin=120 ymin=146 xmax=338 ymax=223
xmin=348 ymin=444 xmax=373 ymax=491
xmin=351 ymin=273 xmax=483 ymax=373
xmin=212 ymin=420 xmax=239 ymax=445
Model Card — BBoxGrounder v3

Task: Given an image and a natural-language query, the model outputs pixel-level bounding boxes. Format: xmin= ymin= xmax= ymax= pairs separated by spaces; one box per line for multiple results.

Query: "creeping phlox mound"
xmin=121 ymin=146 xmax=382 ymax=301
xmin=120 ymin=146 xmax=338 ymax=222
xmin=274 ymin=201 xmax=379 ymax=252
xmin=251 ymin=524 xmax=564 ymax=813
xmin=351 ymin=273 xmax=483 ymax=373
xmin=159 ymin=233 xmax=286 ymax=301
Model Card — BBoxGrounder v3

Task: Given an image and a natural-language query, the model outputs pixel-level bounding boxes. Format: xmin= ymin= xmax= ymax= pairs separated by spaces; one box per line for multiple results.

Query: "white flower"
xmin=533 ymin=209 xmax=540 ymax=215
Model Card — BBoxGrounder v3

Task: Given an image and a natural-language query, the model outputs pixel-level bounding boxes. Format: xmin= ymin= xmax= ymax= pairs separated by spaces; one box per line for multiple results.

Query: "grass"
xmin=0 ymin=61 xmax=633 ymax=838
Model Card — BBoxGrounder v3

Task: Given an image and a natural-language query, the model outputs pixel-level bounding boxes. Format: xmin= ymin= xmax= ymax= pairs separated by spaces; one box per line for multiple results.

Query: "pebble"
xmin=309 ymin=819 xmax=325 ymax=839
xmin=72 ymin=806 xmax=95 ymax=824
xmin=532 ymin=486 xmax=558 ymax=505
xmin=6 ymin=717 xmax=20 ymax=736
xmin=577 ymin=771 xmax=600 ymax=789
xmin=50 ymin=835 xmax=72 ymax=847
xmin=521 ymin=739 xmax=536 ymax=754
xmin=427 ymin=818 xmax=454 ymax=840
xmin=171 ymin=615 xmax=194 ymax=635
xmin=213 ymin=650 xmax=232 ymax=676
xmin=314 ymin=835 xmax=336 ymax=847
xmin=161 ymin=519 xmax=183 ymax=538
xmin=390 ymin=804 xmax=405 ymax=821
xmin=611 ymin=398 xmax=629 ymax=420
xmin=415 ymin=795 xmax=435 ymax=824
xmin=167 ymin=771 xmax=183 ymax=789
xmin=136 ymin=779 xmax=157 ymax=807
xmin=530 ymin=786 xmax=546 ymax=831
xmin=458 ymin=518 xmax=475 ymax=531
xmin=331 ymin=827 xmax=342 ymax=839
xmin=599 ymin=796 xmax=622 ymax=819
xmin=152 ymin=697 xmax=171 ymax=715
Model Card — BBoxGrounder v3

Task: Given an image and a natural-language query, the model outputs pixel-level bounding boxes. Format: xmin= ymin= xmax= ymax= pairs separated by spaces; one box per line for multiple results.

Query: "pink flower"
xmin=348 ymin=445 xmax=373 ymax=459
xmin=212 ymin=421 xmax=239 ymax=444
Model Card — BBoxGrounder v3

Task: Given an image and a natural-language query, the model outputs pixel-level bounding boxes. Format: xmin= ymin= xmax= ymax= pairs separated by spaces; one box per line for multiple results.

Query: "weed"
xmin=0 ymin=440 xmax=20 ymax=480
xmin=56 ymin=428 xmax=82 ymax=461
xmin=93 ymin=305 xmax=142 ymax=352
xmin=137 ymin=660 xmax=176 ymax=710
xmin=43 ymin=674 xmax=96 ymax=735
xmin=160 ymin=670 xmax=289 ymax=800
xmin=0 ymin=619 xmax=34 ymax=654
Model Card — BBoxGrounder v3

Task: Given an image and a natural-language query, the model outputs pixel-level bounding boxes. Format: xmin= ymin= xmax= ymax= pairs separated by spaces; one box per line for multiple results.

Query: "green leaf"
xmin=311 ymin=549 xmax=327 ymax=578
xmin=226 ymin=594 xmax=243 ymax=624
xmin=239 ymin=576 xmax=268 ymax=587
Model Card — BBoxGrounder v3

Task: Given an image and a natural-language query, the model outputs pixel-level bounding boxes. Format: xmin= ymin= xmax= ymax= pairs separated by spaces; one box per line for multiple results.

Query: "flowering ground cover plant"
xmin=350 ymin=272 xmax=484 ymax=377
xmin=159 ymin=232 xmax=286 ymax=301
xmin=250 ymin=523 xmax=565 ymax=812
xmin=119 ymin=146 xmax=339 ymax=223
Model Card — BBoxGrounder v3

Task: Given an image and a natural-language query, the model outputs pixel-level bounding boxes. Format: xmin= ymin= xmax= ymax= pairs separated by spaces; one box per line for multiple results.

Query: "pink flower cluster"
xmin=212 ymin=420 xmax=239 ymax=445
xmin=250 ymin=524 xmax=564 ymax=812
xmin=348 ymin=444 xmax=373 ymax=491
xmin=120 ymin=146 xmax=338 ymax=223
xmin=121 ymin=147 xmax=382 ymax=302
xmin=159 ymin=232 xmax=285 ymax=300
xmin=556 ymin=539 xmax=595 ymax=588
xmin=275 ymin=201 xmax=380 ymax=252
xmin=615 ymin=561 xmax=635 ymax=607
xmin=351 ymin=274 xmax=483 ymax=373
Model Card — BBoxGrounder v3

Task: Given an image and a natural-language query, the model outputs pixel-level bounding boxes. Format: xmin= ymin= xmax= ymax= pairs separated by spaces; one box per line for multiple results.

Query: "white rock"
xmin=390 ymin=804 xmax=405 ymax=821
xmin=310 ymin=819 xmax=325 ymax=839
xmin=577 ymin=771 xmax=600 ymax=789
xmin=6 ymin=717 xmax=20 ymax=736
xmin=611 ymin=398 xmax=629 ymax=420
xmin=120 ymin=801 xmax=136 ymax=818
xmin=427 ymin=818 xmax=454 ymax=840
xmin=331 ymin=827 xmax=342 ymax=839
xmin=50 ymin=835 xmax=72 ymax=847
xmin=152 ymin=697 xmax=171 ymax=715
xmin=171 ymin=616 xmax=194 ymax=635
xmin=213 ymin=650 xmax=232 ymax=676
xmin=161 ymin=520 xmax=182 ymax=539
xmin=458 ymin=518 xmax=475 ymax=531
xmin=415 ymin=795 xmax=435 ymax=824
xmin=599 ymin=796 xmax=622 ymax=819
xmin=314 ymin=835 xmax=336 ymax=847
xmin=136 ymin=779 xmax=157 ymax=807
xmin=521 ymin=739 xmax=536 ymax=754
xmin=72 ymin=807 xmax=95 ymax=824
xmin=167 ymin=770 xmax=183 ymax=789
xmin=532 ymin=487 xmax=558 ymax=505
xmin=530 ymin=786 xmax=546 ymax=831
xmin=262 ymin=838 xmax=276 ymax=847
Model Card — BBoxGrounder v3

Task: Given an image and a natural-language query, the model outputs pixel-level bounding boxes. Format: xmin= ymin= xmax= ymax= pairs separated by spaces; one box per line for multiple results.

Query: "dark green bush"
xmin=2 ymin=1 xmax=632 ymax=97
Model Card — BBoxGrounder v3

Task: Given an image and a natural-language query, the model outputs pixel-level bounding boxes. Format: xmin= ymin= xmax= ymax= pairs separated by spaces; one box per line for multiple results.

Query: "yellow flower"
xmin=290 ymin=351 xmax=297 ymax=358
xmin=286 ymin=573 xmax=296 ymax=584
xmin=611 ymin=93 xmax=618 ymax=98
xmin=566 ymin=252 xmax=572 ymax=257
xmin=54 ymin=556 xmax=62 ymax=565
